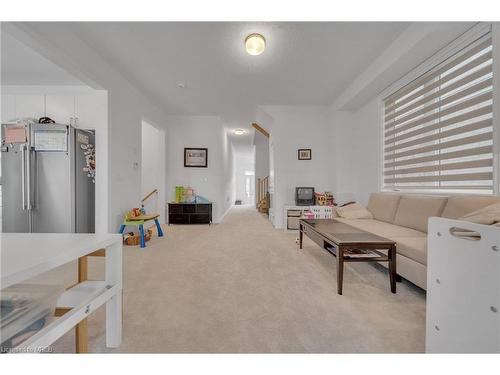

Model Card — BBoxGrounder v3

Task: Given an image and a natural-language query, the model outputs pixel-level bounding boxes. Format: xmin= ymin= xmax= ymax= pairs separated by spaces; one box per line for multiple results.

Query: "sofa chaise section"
xmin=335 ymin=193 xmax=500 ymax=290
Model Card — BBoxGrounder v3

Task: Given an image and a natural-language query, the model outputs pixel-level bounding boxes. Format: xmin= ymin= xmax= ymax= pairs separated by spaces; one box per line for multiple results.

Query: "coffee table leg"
xmin=299 ymin=223 xmax=303 ymax=249
xmin=389 ymin=245 xmax=397 ymax=293
xmin=337 ymin=246 xmax=344 ymax=295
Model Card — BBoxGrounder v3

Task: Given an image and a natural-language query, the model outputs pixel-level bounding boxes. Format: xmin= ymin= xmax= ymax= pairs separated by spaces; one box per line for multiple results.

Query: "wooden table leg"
xmin=337 ymin=246 xmax=344 ymax=295
xmin=76 ymin=318 xmax=88 ymax=353
xmin=78 ymin=256 xmax=88 ymax=281
xmin=389 ymin=245 xmax=397 ymax=293
xmin=299 ymin=223 xmax=303 ymax=249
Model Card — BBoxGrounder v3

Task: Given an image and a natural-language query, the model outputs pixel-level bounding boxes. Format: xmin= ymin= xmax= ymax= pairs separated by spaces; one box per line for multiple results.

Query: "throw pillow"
xmin=459 ymin=203 xmax=500 ymax=225
xmin=336 ymin=202 xmax=373 ymax=219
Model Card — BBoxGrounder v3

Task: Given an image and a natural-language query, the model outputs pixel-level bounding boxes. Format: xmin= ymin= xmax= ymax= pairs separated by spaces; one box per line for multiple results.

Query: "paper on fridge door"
xmin=4 ymin=125 xmax=27 ymax=143
xmin=33 ymin=129 xmax=68 ymax=152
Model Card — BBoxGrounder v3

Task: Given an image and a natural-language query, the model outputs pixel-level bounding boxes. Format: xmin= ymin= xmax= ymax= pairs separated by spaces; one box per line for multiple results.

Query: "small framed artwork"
xmin=298 ymin=148 xmax=311 ymax=160
xmin=184 ymin=147 xmax=208 ymax=168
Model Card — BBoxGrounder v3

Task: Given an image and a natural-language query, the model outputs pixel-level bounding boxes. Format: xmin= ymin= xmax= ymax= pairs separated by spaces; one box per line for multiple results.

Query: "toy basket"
xmin=124 ymin=229 xmax=152 ymax=246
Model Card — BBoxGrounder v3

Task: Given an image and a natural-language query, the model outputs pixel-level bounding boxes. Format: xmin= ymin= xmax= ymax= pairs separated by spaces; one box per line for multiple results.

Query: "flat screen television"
xmin=295 ymin=187 xmax=315 ymax=206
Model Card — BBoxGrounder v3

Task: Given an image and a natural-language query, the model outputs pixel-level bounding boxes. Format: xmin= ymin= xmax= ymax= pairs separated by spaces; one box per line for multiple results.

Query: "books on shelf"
xmin=325 ymin=245 xmax=379 ymax=258
xmin=343 ymin=249 xmax=379 ymax=258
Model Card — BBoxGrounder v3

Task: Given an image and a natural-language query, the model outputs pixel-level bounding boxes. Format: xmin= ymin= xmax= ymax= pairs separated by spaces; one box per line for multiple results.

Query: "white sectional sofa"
xmin=334 ymin=193 xmax=500 ymax=290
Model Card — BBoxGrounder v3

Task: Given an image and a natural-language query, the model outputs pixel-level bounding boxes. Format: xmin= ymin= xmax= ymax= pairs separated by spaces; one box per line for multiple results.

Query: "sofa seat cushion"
xmin=367 ymin=193 xmax=401 ymax=223
xmin=334 ymin=218 xmax=426 ymax=238
xmin=441 ymin=195 xmax=500 ymax=219
xmin=390 ymin=237 xmax=427 ymax=265
xmin=393 ymin=195 xmax=448 ymax=233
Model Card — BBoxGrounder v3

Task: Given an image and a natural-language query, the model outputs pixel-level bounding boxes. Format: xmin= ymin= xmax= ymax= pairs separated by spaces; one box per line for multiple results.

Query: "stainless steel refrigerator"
xmin=1 ymin=122 xmax=95 ymax=233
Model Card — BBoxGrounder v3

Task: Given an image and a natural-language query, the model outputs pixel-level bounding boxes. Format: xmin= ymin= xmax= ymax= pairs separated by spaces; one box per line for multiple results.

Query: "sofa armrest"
xmin=332 ymin=207 xmax=340 ymax=217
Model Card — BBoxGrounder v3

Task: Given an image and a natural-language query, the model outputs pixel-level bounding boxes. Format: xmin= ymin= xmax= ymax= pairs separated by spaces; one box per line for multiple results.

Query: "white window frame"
xmin=379 ymin=22 xmax=499 ymax=196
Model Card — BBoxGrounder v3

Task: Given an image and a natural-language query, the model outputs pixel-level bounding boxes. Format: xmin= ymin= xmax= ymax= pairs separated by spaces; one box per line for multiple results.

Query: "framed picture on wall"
xmin=184 ymin=147 xmax=208 ymax=167
xmin=298 ymin=148 xmax=311 ymax=160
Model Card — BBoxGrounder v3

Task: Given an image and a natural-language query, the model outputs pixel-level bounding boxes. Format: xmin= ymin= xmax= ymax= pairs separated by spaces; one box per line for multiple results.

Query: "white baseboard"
xmin=215 ymin=205 xmax=233 ymax=224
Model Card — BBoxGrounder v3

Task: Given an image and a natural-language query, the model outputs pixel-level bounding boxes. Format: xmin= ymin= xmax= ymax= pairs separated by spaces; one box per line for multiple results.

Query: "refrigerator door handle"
xmin=21 ymin=144 xmax=27 ymax=210
xmin=26 ymin=146 xmax=32 ymax=210
xmin=31 ymin=150 xmax=37 ymax=209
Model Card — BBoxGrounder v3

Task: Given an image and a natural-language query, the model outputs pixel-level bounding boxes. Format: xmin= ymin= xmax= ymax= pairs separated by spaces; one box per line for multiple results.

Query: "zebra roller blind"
xmin=383 ymin=32 xmax=494 ymax=194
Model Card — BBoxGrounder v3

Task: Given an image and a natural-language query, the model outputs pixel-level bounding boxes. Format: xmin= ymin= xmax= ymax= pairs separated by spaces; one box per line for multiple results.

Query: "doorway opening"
xmin=234 ymin=151 xmax=255 ymax=206
xmin=141 ymin=120 xmax=166 ymax=224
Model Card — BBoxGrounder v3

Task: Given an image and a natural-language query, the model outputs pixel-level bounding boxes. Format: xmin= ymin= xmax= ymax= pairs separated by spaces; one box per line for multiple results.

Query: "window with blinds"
xmin=383 ymin=32 xmax=494 ymax=194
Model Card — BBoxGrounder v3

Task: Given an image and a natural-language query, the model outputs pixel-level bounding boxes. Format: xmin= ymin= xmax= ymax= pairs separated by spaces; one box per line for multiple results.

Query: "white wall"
xmin=329 ymin=98 xmax=381 ymax=206
xmin=141 ymin=120 xmax=166 ymax=224
xmin=165 ymin=115 xmax=232 ymax=223
xmin=259 ymin=105 xmax=333 ymax=228
xmin=220 ymin=128 xmax=235 ymax=220
xmin=0 ymin=85 xmax=109 ymax=233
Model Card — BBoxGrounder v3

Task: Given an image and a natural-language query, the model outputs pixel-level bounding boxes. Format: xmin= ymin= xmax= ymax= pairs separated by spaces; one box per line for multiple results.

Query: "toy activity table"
xmin=119 ymin=214 xmax=164 ymax=248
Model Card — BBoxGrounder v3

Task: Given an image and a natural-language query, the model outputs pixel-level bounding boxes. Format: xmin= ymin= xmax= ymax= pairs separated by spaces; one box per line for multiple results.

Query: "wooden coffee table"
xmin=299 ymin=219 xmax=397 ymax=295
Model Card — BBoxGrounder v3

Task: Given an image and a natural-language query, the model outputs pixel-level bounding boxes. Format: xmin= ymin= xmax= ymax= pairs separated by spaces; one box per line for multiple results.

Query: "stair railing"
xmin=256 ymin=176 xmax=269 ymax=211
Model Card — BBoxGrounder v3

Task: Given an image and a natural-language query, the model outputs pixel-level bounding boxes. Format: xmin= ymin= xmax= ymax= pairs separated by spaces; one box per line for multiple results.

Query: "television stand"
xmin=283 ymin=205 xmax=333 ymax=231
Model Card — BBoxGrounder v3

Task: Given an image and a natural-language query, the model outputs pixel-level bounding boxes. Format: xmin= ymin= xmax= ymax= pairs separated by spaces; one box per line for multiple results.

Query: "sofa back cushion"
xmin=441 ymin=195 xmax=500 ymax=219
xmin=393 ymin=195 xmax=448 ymax=233
xmin=336 ymin=202 xmax=374 ymax=219
xmin=459 ymin=203 xmax=500 ymax=225
xmin=367 ymin=193 xmax=401 ymax=223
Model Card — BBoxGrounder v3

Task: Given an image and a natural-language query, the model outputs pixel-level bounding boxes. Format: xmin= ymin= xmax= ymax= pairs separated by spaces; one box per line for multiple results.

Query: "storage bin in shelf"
xmin=284 ymin=205 xmax=334 ymax=230
xmin=309 ymin=206 xmax=334 ymax=219
xmin=1 ymin=283 xmax=63 ymax=352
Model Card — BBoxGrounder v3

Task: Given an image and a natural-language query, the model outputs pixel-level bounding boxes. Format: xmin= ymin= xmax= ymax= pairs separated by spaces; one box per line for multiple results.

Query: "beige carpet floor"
xmin=48 ymin=205 xmax=426 ymax=353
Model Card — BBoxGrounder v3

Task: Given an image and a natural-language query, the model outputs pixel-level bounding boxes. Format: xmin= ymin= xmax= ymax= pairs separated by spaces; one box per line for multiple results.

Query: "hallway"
xmin=54 ymin=205 xmax=426 ymax=353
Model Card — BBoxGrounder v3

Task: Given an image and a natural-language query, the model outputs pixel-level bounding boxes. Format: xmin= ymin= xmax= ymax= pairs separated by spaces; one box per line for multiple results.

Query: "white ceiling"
xmin=227 ymin=128 xmax=255 ymax=155
xmin=1 ymin=31 xmax=84 ymax=86
xmin=62 ymin=22 xmax=411 ymax=120
xmin=1 ymin=22 xmax=475 ymax=155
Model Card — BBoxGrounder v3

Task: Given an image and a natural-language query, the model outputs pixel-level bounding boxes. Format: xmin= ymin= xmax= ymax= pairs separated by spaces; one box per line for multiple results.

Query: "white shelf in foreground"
xmin=0 ymin=233 xmax=121 ymax=288
xmin=57 ymin=280 xmax=107 ymax=308
xmin=1 ymin=233 xmax=123 ymax=352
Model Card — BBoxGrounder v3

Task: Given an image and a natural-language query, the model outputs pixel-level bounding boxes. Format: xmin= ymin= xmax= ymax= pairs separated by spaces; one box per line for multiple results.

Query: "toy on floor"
xmin=119 ymin=189 xmax=164 ymax=249
xmin=123 ymin=228 xmax=153 ymax=246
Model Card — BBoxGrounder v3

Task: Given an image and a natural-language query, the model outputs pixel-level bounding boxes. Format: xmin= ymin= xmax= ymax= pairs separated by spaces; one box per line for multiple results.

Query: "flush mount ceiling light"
xmin=234 ymin=129 xmax=246 ymax=135
xmin=245 ymin=33 xmax=266 ymax=56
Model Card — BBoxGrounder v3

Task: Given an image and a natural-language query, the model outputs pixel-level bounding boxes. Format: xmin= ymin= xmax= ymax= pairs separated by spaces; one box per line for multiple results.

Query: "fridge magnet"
xmin=81 ymin=143 xmax=96 ymax=183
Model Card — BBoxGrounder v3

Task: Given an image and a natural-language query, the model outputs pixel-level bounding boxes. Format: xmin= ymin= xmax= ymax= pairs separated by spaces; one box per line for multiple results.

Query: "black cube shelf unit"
xmin=167 ymin=202 xmax=213 ymax=225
